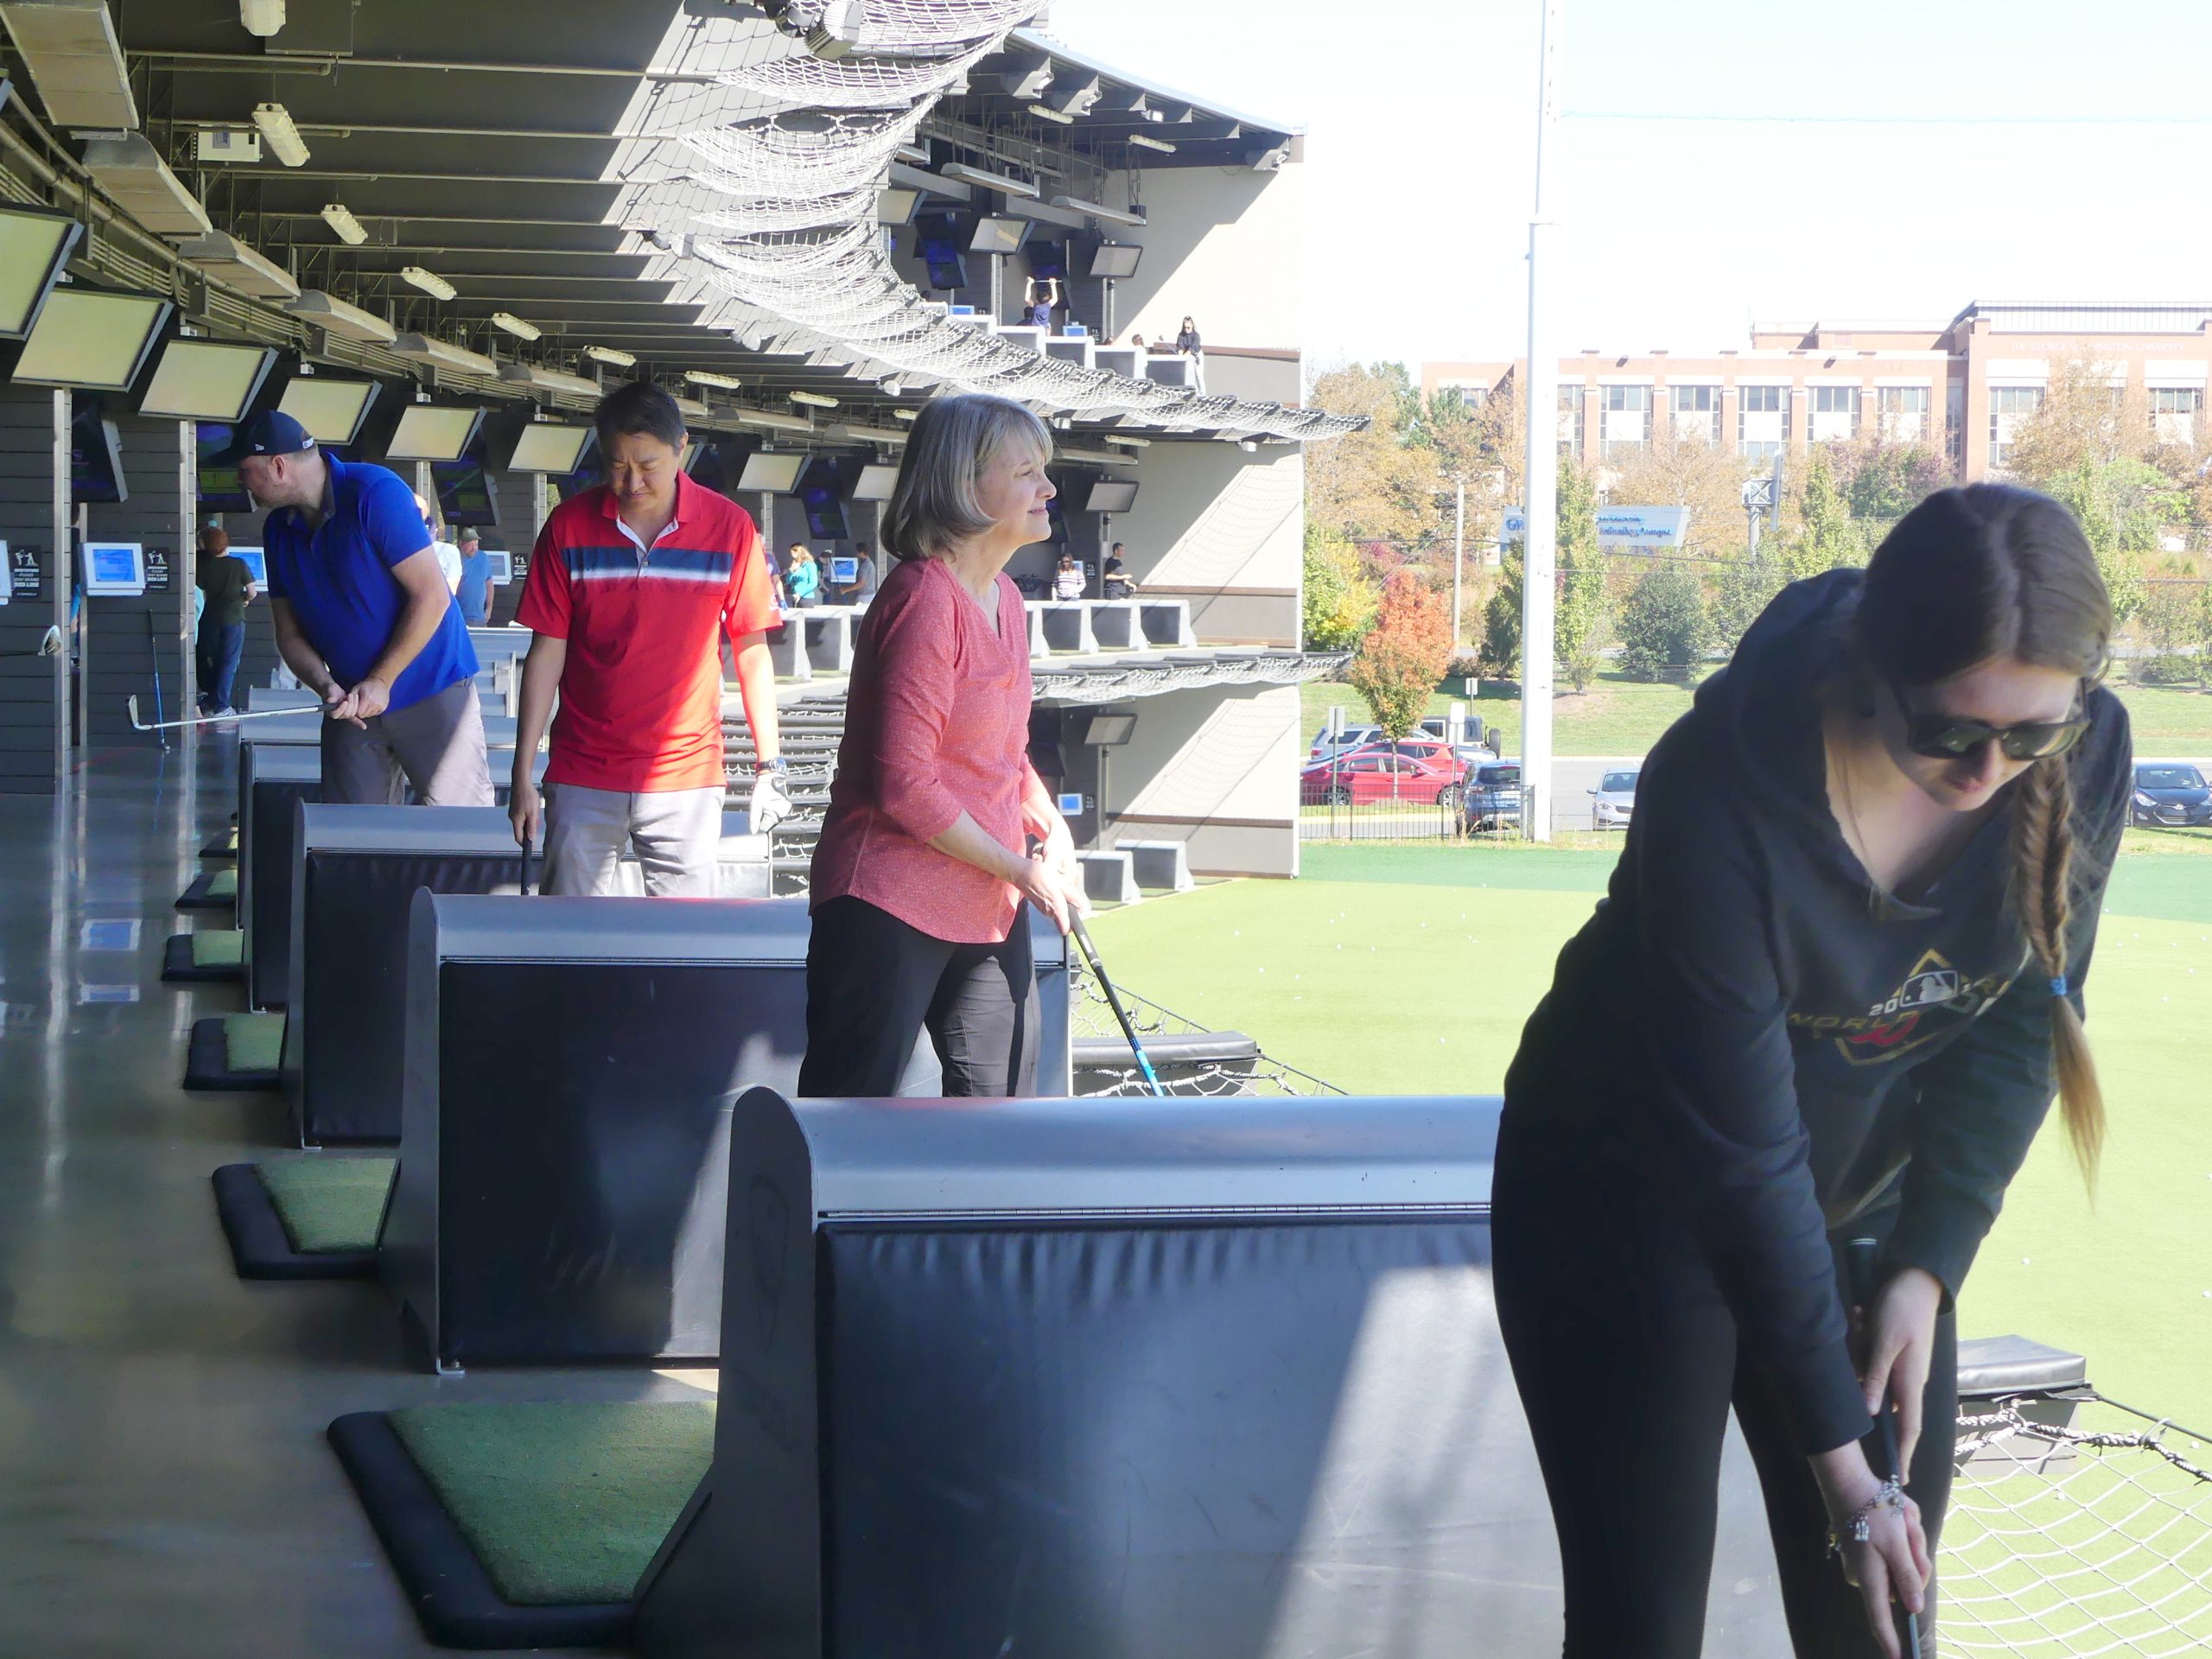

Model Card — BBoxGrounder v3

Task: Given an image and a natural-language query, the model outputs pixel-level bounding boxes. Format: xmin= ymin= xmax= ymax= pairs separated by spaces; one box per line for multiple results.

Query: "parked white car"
xmin=1591 ymin=766 xmax=1641 ymax=829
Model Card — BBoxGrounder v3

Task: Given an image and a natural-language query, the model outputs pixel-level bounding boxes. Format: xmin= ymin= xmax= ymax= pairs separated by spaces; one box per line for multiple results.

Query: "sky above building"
xmin=1050 ymin=0 xmax=2212 ymax=372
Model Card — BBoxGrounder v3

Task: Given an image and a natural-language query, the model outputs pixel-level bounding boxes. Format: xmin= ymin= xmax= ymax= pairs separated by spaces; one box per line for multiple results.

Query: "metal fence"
xmin=1298 ymin=787 xmax=1529 ymax=842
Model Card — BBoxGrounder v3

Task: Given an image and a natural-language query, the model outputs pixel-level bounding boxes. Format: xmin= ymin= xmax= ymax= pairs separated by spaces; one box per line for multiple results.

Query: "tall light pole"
xmin=1452 ymin=474 xmax=1467 ymax=645
xmin=1518 ymin=0 xmax=1563 ymax=842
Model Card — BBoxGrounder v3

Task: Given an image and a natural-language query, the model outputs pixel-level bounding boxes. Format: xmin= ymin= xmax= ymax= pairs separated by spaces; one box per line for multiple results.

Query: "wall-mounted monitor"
xmin=278 ymin=375 xmax=379 ymax=447
xmin=71 ymin=410 xmax=127 ymax=505
xmin=137 ymin=339 xmax=276 ymax=422
xmin=737 ymin=451 xmax=804 ymax=493
xmin=505 ymin=423 xmax=592 ymax=475
xmin=829 ymin=556 xmax=859 ymax=584
xmin=226 ymin=546 xmax=268 ymax=587
xmin=849 ymin=462 xmax=900 ymax=502
xmin=969 ymin=216 xmax=1032 ymax=255
xmin=194 ymin=423 xmax=253 ymax=512
xmin=1084 ymin=479 xmax=1141 ymax=513
xmin=1027 ymin=241 xmax=1069 ymax=281
xmin=1084 ymin=242 xmax=1144 ymax=280
xmin=1077 ymin=711 xmax=1137 ymax=747
xmin=386 ymin=404 xmax=485 ymax=462
xmin=485 ymin=550 xmax=513 ymax=585
xmin=82 ymin=541 xmax=146 ymax=596
xmin=12 ymin=288 xmax=171 ymax=391
xmin=915 ymin=219 xmax=970 ymax=291
xmin=0 ymin=206 xmax=84 ymax=341
xmin=432 ymin=459 xmax=499 ymax=525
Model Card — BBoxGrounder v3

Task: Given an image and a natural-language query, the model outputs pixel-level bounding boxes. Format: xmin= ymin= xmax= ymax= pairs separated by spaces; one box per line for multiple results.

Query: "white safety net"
xmin=1942 ymin=1392 xmax=2212 ymax=1656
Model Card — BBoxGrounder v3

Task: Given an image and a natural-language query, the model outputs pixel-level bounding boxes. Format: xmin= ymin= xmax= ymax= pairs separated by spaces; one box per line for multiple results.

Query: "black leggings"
xmin=1492 ymin=1109 xmax=1956 ymax=1658
xmin=798 ymin=895 xmax=1039 ymax=1098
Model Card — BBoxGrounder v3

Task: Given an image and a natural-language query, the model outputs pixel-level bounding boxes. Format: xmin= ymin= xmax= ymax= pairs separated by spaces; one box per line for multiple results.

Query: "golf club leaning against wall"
xmin=0 ymin=626 xmax=64 ymax=660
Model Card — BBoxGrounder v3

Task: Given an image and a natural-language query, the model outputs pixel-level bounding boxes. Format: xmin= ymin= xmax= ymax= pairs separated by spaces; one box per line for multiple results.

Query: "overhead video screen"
xmin=386 ymin=404 xmax=484 ymax=462
xmin=13 ymin=289 xmax=170 ymax=391
xmin=278 ymin=376 xmax=379 ymax=446
xmin=137 ymin=340 xmax=276 ymax=422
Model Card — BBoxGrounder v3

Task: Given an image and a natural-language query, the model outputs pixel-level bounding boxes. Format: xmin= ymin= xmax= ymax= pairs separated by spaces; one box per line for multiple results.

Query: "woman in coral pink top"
xmin=800 ymin=394 xmax=1089 ymax=1098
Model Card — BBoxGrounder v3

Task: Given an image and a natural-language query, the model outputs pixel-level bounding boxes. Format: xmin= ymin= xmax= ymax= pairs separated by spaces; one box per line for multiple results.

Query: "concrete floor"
xmin=0 ymin=741 xmax=708 ymax=1658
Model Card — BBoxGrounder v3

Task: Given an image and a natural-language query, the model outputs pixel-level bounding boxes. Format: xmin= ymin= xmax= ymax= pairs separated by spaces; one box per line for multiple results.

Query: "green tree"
xmin=1780 ymin=448 xmax=1864 ymax=581
xmin=1305 ymin=361 xmax=1446 ymax=544
xmin=1347 ymin=569 xmax=1455 ymax=741
xmin=1301 ymin=524 xmax=1378 ymax=651
xmin=1618 ymin=565 xmax=1715 ymax=682
xmin=1708 ymin=547 xmax=1786 ymax=656
xmin=1554 ymin=457 xmax=1609 ymax=692
xmin=2043 ymin=457 xmax=2166 ymax=624
xmin=1480 ymin=550 xmax=1522 ymax=679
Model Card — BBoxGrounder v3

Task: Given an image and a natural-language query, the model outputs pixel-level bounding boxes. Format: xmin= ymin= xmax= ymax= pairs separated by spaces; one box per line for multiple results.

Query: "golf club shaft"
xmin=143 ymin=610 xmax=167 ymax=747
xmin=1070 ymin=915 xmax=1164 ymax=1096
xmin=1847 ymin=1236 xmax=1923 ymax=1659
xmin=126 ymin=696 xmax=321 ymax=733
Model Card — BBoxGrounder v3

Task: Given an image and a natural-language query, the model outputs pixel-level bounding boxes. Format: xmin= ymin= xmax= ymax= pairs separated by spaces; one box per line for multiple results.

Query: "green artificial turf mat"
xmin=207 ymin=868 xmax=238 ymax=899
xmin=190 ymin=929 xmax=245 ymax=968
xmin=253 ymin=1157 xmax=393 ymax=1254
xmin=223 ymin=1011 xmax=285 ymax=1074
xmin=388 ymin=1402 xmax=716 ymax=1605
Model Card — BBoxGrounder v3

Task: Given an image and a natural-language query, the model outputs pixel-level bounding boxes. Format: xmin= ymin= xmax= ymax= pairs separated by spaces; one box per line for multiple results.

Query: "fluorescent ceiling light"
xmin=1128 ymin=133 xmax=1177 ymax=154
xmin=893 ymin=408 xmax=918 ymax=422
xmin=1057 ymin=445 xmax=1139 ymax=467
xmin=824 ymin=422 xmax=907 ymax=446
xmin=286 ymin=289 xmax=397 ymax=344
xmin=398 ymin=265 xmax=454 ymax=301
xmin=238 ymin=0 xmax=285 ymax=36
xmin=497 ymin=362 xmax=600 ymax=398
xmin=941 ymin=162 xmax=1039 ymax=200
xmin=251 ymin=102 xmax=308 ymax=167
xmin=1049 ymin=194 xmax=1145 ymax=227
xmin=320 ymin=202 xmax=366 ymax=245
xmin=582 ymin=344 xmax=635 ymax=367
xmin=671 ymin=393 xmax=713 ymax=420
xmin=0 ymin=0 xmax=137 ymax=130
xmin=732 ymin=407 xmax=816 ymax=435
xmin=81 ymin=134 xmax=209 ymax=237
xmin=391 ymin=333 xmax=497 ymax=375
xmin=489 ymin=311 xmax=541 ymax=341
xmin=789 ymin=390 xmax=839 ymax=409
xmin=1104 ymin=434 xmax=1151 ymax=447
xmin=684 ymin=369 xmax=743 ymax=390
xmin=173 ymin=229 xmax=298 ymax=300
xmin=1027 ymin=103 xmax=1074 ymax=125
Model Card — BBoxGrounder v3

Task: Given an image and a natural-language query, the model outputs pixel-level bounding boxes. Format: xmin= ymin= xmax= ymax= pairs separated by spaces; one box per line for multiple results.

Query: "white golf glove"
xmin=748 ymin=766 xmax=793 ymax=835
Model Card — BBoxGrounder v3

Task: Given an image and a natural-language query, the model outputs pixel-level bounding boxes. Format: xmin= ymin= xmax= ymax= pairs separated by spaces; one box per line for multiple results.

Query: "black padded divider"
xmin=210 ymin=1165 xmax=375 ymax=1281
xmin=327 ymin=1412 xmax=632 ymax=1651
xmin=200 ymin=830 xmax=238 ymax=861
xmin=162 ymin=934 xmax=243 ymax=983
xmin=175 ymin=871 xmax=233 ymax=912
xmin=381 ymin=895 xmax=1061 ymax=1373
xmin=1955 ymin=1334 xmax=2089 ymax=1398
xmin=288 ymin=807 xmax=524 ymax=1146
xmin=633 ymin=1090 xmax=1791 ymax=1659
xmin=183 ymin=1016 xmax=277 ymax=1093
xmin=240 ymin=744 xmax=322 ymax=1010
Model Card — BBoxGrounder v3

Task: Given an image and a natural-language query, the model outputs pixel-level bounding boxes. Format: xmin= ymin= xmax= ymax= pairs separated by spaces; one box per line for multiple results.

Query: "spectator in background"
xmin=838 ymin=541 xmax=880 ymax=606
xmin=799 ymin=392 xmax=1087 ymax=1099
xmin=194 ymin=524 xmax=255 ymax=717
xmin=1103 ymin=542 xmax=1136 ymax=601
xmin=1024 ymin=276 xmax=1060 ymax=331
xmin=1053 ymin=550 xmax=1085 ymax=601
xmin=1129 ymin=333 xmax=1148 ymax=353
xmin=763 ymin=542 xmax=790 ymax=610
xmin=454 ymin=527 xmax=492 ymax=626
xmin=415 ymin=493 xmax=463 ymax=596
xmin=786 ymin=542 xmax=823 ymax=608
xmin=1175 ymin=315 xmax=1203 ymax=358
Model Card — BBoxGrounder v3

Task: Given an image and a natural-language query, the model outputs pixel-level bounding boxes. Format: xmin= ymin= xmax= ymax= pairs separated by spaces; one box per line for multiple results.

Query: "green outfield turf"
xmin=1087 ymin=839 xmax=2212 ymax=1434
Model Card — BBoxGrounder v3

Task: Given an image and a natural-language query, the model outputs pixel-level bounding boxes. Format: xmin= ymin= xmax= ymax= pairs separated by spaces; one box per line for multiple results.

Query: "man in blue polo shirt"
xmin=217 ymin=410 xmax=492 ymax=806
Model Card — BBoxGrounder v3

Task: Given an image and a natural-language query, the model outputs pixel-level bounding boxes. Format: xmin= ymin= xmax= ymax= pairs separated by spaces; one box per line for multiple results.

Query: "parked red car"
xmin=1300 ymin=741 xmax=1469 ymax=806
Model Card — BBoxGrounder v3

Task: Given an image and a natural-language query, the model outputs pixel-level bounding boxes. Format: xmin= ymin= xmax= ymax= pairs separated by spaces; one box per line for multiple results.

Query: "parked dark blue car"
xmin=2132 ymin=762 xmax=2212 ymax=828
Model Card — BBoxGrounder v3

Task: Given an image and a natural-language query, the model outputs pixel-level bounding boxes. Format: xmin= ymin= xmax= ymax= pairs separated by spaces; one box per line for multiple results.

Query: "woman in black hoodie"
xmin=1493 ymin=484 xmax=2130 ymax=1658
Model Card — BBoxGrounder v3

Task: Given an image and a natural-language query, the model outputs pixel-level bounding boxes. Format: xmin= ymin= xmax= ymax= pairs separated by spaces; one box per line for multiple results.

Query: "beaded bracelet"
xmin=1826 ymin=1478 xmax=1906 ymax=1557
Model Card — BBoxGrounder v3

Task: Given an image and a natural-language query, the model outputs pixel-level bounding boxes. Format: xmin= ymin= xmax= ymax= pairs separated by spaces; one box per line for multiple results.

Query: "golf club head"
xmin=37 ymin=624 xmax=61 ymax=658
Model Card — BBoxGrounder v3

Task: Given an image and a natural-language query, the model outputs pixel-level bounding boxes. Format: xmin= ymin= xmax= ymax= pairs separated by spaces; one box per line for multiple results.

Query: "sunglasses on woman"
xmin=1892 ymin=682 xmax=2089 ymax=762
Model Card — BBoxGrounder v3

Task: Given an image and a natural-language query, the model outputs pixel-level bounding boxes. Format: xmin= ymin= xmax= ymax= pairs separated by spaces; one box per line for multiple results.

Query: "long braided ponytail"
xmin=1854 ymin=483 xmax=2112 ymax=1182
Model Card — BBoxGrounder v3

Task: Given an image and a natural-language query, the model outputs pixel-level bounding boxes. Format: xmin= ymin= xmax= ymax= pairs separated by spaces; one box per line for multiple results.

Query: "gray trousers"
xmin=320 ymin=678 xmax=495 ymax=807
xmin=542 ymin=781 xmax=725 ymax=897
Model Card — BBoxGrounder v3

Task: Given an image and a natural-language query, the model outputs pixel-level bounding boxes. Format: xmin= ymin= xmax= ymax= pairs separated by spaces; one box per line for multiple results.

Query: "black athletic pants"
xmin=798 ymin=895 xmax=1039 ymax=1098
xmin=1492 ymin=1105 xmax=1956 ymax=1659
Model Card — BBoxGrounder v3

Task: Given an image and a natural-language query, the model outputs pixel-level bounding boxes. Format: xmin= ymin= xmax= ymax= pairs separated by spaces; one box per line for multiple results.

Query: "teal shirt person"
xmin=787 ymin=552 xmax=821 ymax=604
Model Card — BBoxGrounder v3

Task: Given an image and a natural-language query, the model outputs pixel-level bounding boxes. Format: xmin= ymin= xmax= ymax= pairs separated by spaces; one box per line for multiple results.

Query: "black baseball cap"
xmin=210 ymin=410 xmax=316 ymax=466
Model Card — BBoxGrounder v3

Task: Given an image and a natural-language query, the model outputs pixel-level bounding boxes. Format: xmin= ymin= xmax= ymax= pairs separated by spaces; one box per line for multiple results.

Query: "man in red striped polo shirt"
xmin=509 ymin=382 xmax=788 ymax=895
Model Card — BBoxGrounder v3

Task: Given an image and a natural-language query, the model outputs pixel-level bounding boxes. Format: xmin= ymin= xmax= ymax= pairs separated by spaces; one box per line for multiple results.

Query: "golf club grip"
xmin=1846 ymin=1236 xmax=1923 ymax=1658
xmin=518 ymin=837 xmax=534 ymax=896
xmin=1071 ymin=918 xmax=1164 ymax=1095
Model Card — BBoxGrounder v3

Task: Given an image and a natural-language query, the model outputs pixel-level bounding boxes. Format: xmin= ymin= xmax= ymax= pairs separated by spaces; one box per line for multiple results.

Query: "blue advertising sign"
xmin=1594 ymin=506 xmax=1690 ymax=550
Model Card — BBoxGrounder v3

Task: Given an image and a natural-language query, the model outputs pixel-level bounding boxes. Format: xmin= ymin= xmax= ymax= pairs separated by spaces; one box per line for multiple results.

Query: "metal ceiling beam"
xmin=166 ymin=116 xmax=680 ymax=143
xmin=200 ymin=166 xmax=631 ymax=186
xmin=128 ymin=48 xmax=721 ymax=82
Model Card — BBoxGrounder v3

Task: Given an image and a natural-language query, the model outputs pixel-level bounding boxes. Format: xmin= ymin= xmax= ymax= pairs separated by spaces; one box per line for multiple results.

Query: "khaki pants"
xmin=541 ymin=782 xmax=724 ymax=897
xmin=320 ymin=678 xmax=494 ymax=807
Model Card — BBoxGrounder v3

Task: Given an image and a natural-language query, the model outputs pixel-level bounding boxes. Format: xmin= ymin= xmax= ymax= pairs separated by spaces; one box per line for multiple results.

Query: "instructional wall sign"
xmin=9 ymin=545 xmax=36 ymax=601
xmin=145 ymin=547 xmax=171 ymax=593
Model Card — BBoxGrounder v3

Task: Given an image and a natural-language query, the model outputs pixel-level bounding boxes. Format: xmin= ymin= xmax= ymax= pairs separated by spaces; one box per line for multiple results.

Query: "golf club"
xmin=125 ymin=695 xmax=321 ymax=734
xmin=518 ymin=833 xmax=535 ymax=897
xmin=143 ymin=610 xmax=168 ymax=749
xmin=1070 ymin=913 xmax=1165 ymax=1097
xmin=0 ymin=625 xmax=64 ymax=660
xmin=1847 ymin=1236 xmax=1924 ymax=1659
